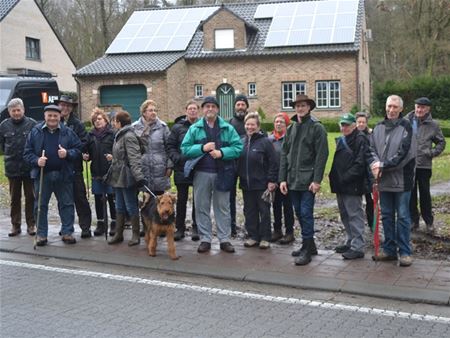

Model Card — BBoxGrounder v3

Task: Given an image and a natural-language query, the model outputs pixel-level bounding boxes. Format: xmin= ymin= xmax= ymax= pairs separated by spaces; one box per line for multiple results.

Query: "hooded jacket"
xmin=369 ymin=115 xmax=416 ymax=192
xmin=405 ymin=111 xmax=446 ymax=169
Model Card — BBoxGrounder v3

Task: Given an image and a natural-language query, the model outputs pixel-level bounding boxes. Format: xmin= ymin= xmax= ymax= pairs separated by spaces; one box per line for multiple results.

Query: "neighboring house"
xmin=75 ymin=0 xmax=370 ymax=122
xmin=0 ymin=0 xmax=76 ymax=92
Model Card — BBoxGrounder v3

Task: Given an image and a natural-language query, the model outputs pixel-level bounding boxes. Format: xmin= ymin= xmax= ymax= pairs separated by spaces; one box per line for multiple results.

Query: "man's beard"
xmin=235 ymin=110 xmax=247 ymax=118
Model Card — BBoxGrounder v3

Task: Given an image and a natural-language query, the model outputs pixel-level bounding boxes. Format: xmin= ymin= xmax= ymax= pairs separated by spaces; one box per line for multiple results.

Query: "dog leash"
xmin=143 ymin=185 xmax=157 ymax=198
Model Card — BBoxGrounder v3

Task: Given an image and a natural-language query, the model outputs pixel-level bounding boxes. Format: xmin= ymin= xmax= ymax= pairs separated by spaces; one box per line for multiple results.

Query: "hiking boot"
xmin=244 ymin=239 xmax=259 ymax=247
xmin=93 ymin=220 xmax=105 ymax=236
xmin=259 ymin=240 xmax=270 ymax=249
xmin=128 ymin=215 xmax=140 ymax=246
xmin=36 ymin=236 xmax=47 ymax=247
xmin=426 ymin=224 xmax=435 ymax=235
xmin=174 ymin=228 xmax=185 ymax=241
xmin=197 ymin=242 xmax=211 ymax=253
xmin=399 ymin=255 xmax=413 ymax=267
xmin=292 ymin=239 xmax=318 ymax=257
xmin=108 ymin=214 xmax=124 ymax=244
xmin=62 ymin=235 xmax=76 ymax=244
xmin=220 ymin=242 xmax=235 ymax=253
xmin=8 ymin=227 xmax=21 ymax=237
xmin=278 ymin=233 xmax=295 ymax=245
xmin=372 ymin=251 xmax=398 ymax=261
xmin=270 ymin=230 xmax=283 ymax=243
xmin=27 ymin=226 xmax=36 ymax=236
xmin=294 ymin=238 xmax=316 ymax=266
xmin=335 ymin=244 xmax=350 ymax=254
xmin=81 ymin=229 xmax=92 ymax=238
xmin=191 ymin=224 xmax=200 ymax=241
xmin=342 ymin=249 xmax=364 ymax=260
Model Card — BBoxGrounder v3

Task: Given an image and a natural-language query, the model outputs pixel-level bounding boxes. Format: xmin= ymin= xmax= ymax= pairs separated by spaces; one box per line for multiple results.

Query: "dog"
xmin=141 ymin=192 xmax=178 ymax=260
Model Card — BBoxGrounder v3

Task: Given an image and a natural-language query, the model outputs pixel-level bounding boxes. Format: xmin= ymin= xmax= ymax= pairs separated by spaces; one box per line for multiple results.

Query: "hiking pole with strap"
xmin=103 ymin=192 xmax=108 ymax=241
xmin=372 ymin=178 xmax=381 ymax=257
xmin=34 ymin=150 xmax=45 ymax=250
xmin=85 ymin=159 xmax=90 ymax=199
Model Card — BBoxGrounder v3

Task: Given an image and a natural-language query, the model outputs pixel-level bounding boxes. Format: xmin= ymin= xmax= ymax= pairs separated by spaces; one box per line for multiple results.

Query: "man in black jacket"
xmin=167 ymin=100 xmax=200 ymax=241
xmin=0 ymin=98 xmax=37 ymax=236
xmin=58 ymin=95 xmax=92 ymax=238
xmin=329 ymin=113 xmax=368 ymax=259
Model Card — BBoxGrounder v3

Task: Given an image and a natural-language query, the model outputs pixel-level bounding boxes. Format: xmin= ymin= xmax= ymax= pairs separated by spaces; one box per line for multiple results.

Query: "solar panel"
xmin=106 ymin=6 xmax=219 ymax=54
xmin=258 ymin=0 xmax=359 ymax=48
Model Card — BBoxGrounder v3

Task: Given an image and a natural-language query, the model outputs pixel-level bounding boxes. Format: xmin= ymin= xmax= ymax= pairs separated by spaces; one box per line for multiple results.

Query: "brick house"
xmin=75 ymin=1 xmax=370 ymax=122
xmin=0 ymin=0 xmax=76 ymax=91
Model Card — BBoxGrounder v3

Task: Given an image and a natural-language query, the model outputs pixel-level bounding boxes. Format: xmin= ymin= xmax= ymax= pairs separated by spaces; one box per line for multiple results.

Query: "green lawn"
xmin=1 ymin=135 xmax=449 ymax=193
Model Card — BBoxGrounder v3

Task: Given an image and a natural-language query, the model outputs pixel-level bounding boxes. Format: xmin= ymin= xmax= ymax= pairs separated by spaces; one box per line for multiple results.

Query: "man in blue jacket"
xmin=23 ymin=105 xmax=82 ymax=246
xmin=181 ymin=96 xmax=243 ymax=254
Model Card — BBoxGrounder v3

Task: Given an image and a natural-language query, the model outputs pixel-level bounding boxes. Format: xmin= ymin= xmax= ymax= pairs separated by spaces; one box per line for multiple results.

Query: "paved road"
xmin=1 ymin=255 xmax=449 ymax=338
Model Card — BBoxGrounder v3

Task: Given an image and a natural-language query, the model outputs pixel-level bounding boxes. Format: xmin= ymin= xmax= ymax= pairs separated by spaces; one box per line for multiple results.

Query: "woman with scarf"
xmin=268 ymin=112 xmax=295 ymax=244
xmin=83 ymin=108 xmax=116 ymax=236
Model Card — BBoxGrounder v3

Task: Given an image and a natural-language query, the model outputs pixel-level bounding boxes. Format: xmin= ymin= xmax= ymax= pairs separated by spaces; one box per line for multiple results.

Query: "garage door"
xmin=100 ymin=84 xmax=147 ymax=121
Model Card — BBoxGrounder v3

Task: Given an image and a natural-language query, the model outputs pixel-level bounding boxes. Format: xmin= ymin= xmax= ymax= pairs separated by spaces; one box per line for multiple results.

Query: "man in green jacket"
xmin=279 ymin=94 xmax=329 ymax=265
xmin=181 ymin=96 xmax=243 ymax=254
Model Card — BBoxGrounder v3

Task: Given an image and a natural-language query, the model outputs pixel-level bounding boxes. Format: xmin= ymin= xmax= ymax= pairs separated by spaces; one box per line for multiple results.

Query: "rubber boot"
xmin=109 ymin=219 xmax=116 ymax=236
xmin=128 ymin=215 xmax=140 ymax=246
xmin=94 ymin=220 xmax=105 ymax=236
xmin=294 ymin=238 xmax=314 ymax=266
xmin=108 ymin=214 xmax=124 ymax=244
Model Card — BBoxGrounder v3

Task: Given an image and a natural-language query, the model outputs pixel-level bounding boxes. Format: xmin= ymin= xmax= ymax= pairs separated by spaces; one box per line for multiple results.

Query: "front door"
xmin=216 ymin=84 xmax=234 ymax=120
xmin=100 ymin=84 xmax=147 ymax=122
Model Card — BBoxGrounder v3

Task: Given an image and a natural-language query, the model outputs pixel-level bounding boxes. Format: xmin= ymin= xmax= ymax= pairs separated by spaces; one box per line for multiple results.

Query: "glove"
xmin=136 ymin=179 xmax=148 ymax=189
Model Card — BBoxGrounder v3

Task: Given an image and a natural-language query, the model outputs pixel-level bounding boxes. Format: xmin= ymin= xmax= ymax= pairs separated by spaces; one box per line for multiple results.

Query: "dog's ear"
xmin=170 ymin=193 xmax=177 ymax=203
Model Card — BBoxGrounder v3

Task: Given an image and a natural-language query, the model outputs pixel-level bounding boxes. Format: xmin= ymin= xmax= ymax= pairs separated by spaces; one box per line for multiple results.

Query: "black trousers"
xmin=410 ymin=168 xmax=433 ymax=226
xmin=243 ymin=190 xmax=271 ymax=242
xmin=229 ymin=175 xmax=238 ymax=231
xmin=73 ymin=173 xmax=92 ymax=230
xmin=272 ymin=188 xmax=294 ymax=234
xmin=175 ymin=183 xmax=196 ymax=231
xmin=94 ymin=194 xmax=116 ymax=222
xmin=8 ymin=177 xmax=35 ymax=229
xmin=364 ymin=192 xmax=374 ymax=228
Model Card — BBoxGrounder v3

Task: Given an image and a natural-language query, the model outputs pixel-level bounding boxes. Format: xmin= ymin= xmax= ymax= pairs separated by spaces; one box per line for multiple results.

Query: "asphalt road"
xmin=1 ymin=253 xmax=449 ymax=338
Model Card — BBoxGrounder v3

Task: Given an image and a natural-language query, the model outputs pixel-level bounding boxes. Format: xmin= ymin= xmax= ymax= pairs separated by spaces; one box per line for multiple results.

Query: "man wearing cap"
xmin=329 ymin=113 xmax=369 ymax=259
xmin=181 ymin=96 xmax=243 ymax=254
xmin=279 ymin=94 xmax=329 ymax=266
xmin=58 ymin=95 xmax=92 ymax=238
xmin=0 ymin=98 xmax=37 ymax=237
xmin=228 ymin=94 xmax=249 ymax=236
xmin=23 ymin=105 xmax=82 ymax=246
xmin=370 ymin=95 xmax=416 ymax=266
xmin=406 ymin=97 xmax=446 ymax=234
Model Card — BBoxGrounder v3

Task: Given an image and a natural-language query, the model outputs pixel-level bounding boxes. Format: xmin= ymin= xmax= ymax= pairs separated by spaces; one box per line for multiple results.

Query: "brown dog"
xmin=142 ymin=192 xmax=178 ymax=260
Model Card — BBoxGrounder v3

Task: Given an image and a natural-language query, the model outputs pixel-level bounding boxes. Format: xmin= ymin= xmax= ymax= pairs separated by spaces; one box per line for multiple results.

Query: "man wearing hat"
xmin=370 ymin=95 xmax=416 ymax=266
xmin=0 ymin=98 xmax=37 ymax=237
xmin=181 ymin=96 xmax=243 ymax=254
xmin=229 ymin=94 xmax=249 ymax=236
xmin=279 ymin=94 xmax=329 ymax=266
xmin=406 ymin=97 xmax=446 ymax=234
xmin=329 ymin=113 xmax=369 ymax=259
xmin=23 ymin=105 xmax=82 ymax=246
xmin=58 ymin=95 xmax=92 ymax=238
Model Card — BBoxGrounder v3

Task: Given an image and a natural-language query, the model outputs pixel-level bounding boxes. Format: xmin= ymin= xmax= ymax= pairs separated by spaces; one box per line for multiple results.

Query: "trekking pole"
xmin=34 ymin=150 xmax=45 ymax=250
xmin=372 ymin=178 xmax=381 ymax=257
xmin=85 ymin=159 xmax=90 ymax=199
xmin=103 ymin=193 xmax=108 ymax=241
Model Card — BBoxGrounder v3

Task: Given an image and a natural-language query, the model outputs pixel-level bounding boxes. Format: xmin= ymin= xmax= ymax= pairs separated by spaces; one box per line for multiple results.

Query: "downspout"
xmin=74 ymin=76 xmax=82 ymax=121
xmin=355 ymin=53 xmax=360 ymax=109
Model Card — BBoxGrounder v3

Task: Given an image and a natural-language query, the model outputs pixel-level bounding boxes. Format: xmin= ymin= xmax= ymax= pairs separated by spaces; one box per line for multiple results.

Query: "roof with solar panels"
xmin=76 ymin=0 xmax=364 ymax=76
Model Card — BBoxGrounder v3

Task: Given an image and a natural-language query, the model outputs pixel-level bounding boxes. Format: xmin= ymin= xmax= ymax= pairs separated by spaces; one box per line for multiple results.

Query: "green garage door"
xmin=100 ymin=84 xmax=147 ymax=121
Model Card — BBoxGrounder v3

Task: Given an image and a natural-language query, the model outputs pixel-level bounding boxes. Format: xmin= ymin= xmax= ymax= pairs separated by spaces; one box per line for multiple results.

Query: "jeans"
xmin=73 ymin=172 xmax=92 ymax=230
xmin=380 ymin=191 xmax=412 ymax=256
xmin=410 ymin=168 xmax=433 ymax=226
xmin=34 ymin=171 xmax=74 ymax=238
xmin=8 ymin=177 xmax=35 ymax=229
xmin=272 ymin=188 xmax=294 ymax=234
xmin=243 ymin=190 xmax=271 ymax=242
xmin=175 ymin=183 xmax=196 ymax=231
xmin=289 ymin=190 xmax=315 ymax=239
xmin=193 ymin=171 xmax=231 ymax=243
xmin=114 ymin=187 xmax=139 ymax=217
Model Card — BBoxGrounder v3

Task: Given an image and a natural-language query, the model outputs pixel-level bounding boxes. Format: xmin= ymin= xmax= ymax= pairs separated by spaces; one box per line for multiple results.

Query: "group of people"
xmin=0 ymin=92 xmax=445 ymax=267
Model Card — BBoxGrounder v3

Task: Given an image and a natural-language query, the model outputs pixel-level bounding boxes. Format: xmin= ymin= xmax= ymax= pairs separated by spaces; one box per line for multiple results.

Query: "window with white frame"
xmin=194 ymin=84 xmax=203 ymax=98
xmin=316 ymin=81 xmax=341 ymax=108
xmin=248 ymin=83 xmax=256 ymax=97
xmin=282 ymin=82 xmax=306 ymax=109
xmin=215 ymin=29 xmax=234 ymax=49
xmin=26 ymin=37 xmax=40 ymax=60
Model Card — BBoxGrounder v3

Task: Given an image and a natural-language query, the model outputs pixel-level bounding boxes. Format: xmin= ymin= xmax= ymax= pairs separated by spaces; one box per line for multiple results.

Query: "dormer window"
xmin=215 ymin=29 xmax=234 ymax=49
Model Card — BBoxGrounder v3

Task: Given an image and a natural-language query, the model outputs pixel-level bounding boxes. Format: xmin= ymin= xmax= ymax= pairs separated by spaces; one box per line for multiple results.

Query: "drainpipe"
xmin=74 ymin=76 xmax=82 ymax=121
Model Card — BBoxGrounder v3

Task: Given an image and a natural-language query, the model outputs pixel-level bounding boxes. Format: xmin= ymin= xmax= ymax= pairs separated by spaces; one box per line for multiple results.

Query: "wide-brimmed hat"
xmin=414 ymin=97 xmax=432 ymax=106
xmin=291 ymin=94 xmax=316 ymax=110
xmin=57 ymin=94 xmax=78 ymax=106
xmin=201 ymin=96 xmax=219 ymax=108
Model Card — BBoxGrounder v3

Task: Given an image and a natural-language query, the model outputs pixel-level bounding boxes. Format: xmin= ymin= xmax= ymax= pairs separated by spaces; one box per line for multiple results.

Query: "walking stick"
xmin=103 ymin=193 xmax=108 ymax=240
xmin=85 ymin=159 xmax=90 ymax=199
xmin=34 ymin=150 xmax=45 ymax=250
xmin=372 ymin=178 xmax=381 ymax=257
